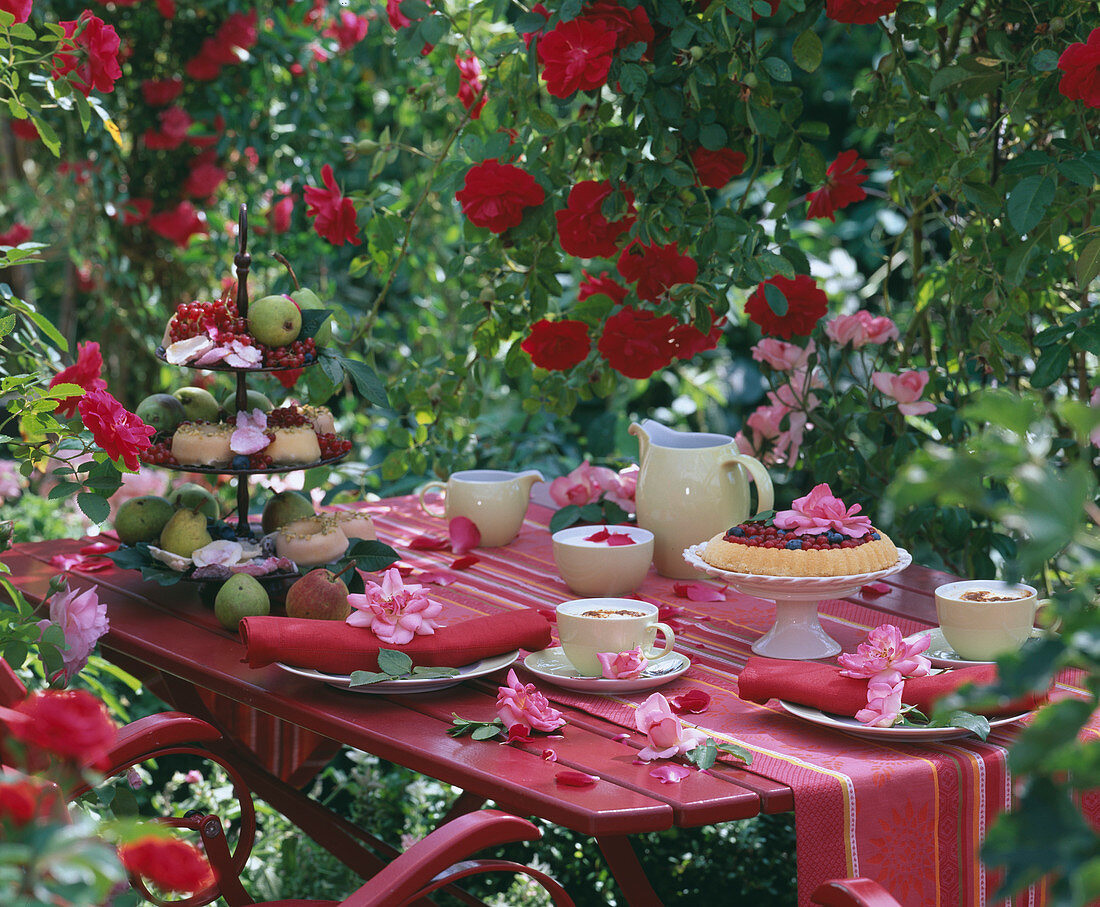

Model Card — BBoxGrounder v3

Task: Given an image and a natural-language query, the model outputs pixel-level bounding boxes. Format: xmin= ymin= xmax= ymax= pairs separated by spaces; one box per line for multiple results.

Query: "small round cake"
xmin=702 ymin=483 xmax=898 ymax=577
xmin=334 ymin=510 xmax=376 ymax=541
xmin=170 ymin=422 xmax=233 ymax=467
xmin=266 ymin=426 xmax=322 ymax=465
xmin=275 ymin=515 xmax=349 ymax=567
xmin=298 ymin=404 xmax=335 ymax=436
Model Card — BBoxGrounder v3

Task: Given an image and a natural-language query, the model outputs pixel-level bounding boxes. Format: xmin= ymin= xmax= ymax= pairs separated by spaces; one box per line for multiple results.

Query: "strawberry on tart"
xmin=702 ymin=483 xmax=898 ymax=577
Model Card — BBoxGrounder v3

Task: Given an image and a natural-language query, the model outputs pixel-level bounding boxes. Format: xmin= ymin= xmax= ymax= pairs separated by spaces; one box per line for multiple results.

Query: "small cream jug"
xmin=628 ymin=419 xmax=774 ymax=578
xmin=419 ymin=469 xmax=544 ymax=547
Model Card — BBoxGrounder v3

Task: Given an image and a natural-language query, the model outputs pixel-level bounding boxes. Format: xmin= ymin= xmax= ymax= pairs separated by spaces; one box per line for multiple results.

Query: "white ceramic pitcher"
xmin=628 ymin=419 xmax=774 ymax=578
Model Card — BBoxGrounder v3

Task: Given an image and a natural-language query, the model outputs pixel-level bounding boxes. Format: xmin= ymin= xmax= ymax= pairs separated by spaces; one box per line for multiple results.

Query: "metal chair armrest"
xmin=812 ymin=878 xmax=905 ymax=907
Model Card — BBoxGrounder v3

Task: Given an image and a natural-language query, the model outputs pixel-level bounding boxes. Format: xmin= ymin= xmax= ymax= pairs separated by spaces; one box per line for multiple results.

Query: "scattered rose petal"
xmin=861 ymin=581 xmax=891 ymax=596
xmin=449 ymin=516 xmax=481 ymax=554
xmin=605 ymin=532 xmax=636 ymax=546
xmin=450 ymin=555 xmax=479 ymax=570
xmin=668 ymin=689 xmax=711 ymax=714
xmin=80 ymin=541 xmax=118 ymax=555
xmin=542 ymin=748 xmax=557 ymax=762
xmin=613 ymin=732 xmax=631 ymax=742
xmin=673 ymin=582 xmax=726 ymax=602
xmin=414 ymin=570 xmax=456 ymax=586
xmin=555 ymin=770 xmax=598 ymax=787
xmin=585 ymin=528 xmax=611 ymax=542
xmin=650 ymin=764 xmax=692 ymax=784
xmin=407 ymin=535 xmax=449 ymax=550
xmin=504 ymin=724 xmax=535 ymax=744
xmin=395 ymin=563 xmax=416 ymax=576
xmin=48 ymin=554 xmax=114 ymax=573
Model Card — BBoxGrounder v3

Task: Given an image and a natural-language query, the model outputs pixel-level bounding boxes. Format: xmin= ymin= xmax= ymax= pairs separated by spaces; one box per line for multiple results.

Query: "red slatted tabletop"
xmin=3 ymin=496 xmax=1092 ymax=907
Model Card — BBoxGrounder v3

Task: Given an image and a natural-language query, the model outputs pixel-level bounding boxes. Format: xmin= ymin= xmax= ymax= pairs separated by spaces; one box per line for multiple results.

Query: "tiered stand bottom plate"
xmin=682 ymin=545 xmax=913 ymax=660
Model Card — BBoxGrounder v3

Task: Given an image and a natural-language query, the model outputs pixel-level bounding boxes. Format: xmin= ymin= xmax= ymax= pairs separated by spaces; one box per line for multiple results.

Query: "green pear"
xmin=135 ymin=393 xmax=186 ymax=435
xmin=172 ymin=386 xmax=220 ymax=423
xmin=248 ymin=294 xmax=301 ymax=348
xmin=167 ymin=483 xmax=220 ymax=520
xmin=220 ymin=389 xmax=273 ymax=415
xmin=159 ymin=507 xmax=213 ymax=558
xmin=214 ymin=573 xmax=270 ymax=630
xmin=285 ymin=566 xmax=352 ymax=620
xmin=114 ymin=495 xmax=175 ymax=545
xmin=290 ymin=286 xmax=333 ymax=346
xmin=261 ymin=490 xmax=316 ymax=534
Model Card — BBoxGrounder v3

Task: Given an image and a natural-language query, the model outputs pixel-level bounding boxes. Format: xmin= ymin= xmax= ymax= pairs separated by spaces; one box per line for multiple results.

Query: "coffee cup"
xmin=934 ymin=579 xmax=1038 ymax=661
xmin=555 ymin=598 xmax=675 ymax=676
xmin=418 ymin=469 xmax=543 ymax=547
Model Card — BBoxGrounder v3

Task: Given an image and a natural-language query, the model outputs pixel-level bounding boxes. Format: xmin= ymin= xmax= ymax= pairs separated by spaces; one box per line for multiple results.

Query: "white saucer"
xmin=523 ymin=647 xmax=690 ymax=694
xmin=275 ymin=650 xmax=519 ymax=694
xmin=904 ymin=627 xmax=1045 ymax=668
xmin=777 ymin=699 xmax=1030 ymax=741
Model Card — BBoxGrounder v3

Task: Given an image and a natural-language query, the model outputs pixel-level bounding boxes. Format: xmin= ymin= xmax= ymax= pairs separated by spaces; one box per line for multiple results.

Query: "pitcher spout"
xmin=515 ymin=469 xmax=544 ymax=491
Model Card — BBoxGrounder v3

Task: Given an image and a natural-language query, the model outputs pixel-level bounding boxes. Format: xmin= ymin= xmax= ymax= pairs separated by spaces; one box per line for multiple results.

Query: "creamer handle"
xmin=418 ymin=481 xmax=447 ymax=517
xmin=628 ymin=422 xmax=649 ymax=465
xmin=723 ymin=454 xmax=774 ymax=515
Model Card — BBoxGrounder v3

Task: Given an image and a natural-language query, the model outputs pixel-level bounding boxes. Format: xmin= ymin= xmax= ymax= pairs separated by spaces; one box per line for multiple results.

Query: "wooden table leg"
xmin=596 ymin=835 xmax=663 ymax=906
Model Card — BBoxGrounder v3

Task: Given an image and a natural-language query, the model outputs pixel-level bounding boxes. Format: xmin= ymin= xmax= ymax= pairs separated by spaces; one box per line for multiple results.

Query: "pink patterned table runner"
xmin=361 ymin=496 xmax=1096 ymax=907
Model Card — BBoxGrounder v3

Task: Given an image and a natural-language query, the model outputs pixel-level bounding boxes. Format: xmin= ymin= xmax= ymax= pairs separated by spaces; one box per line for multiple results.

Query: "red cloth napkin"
xmin=240 ymin=608 xmax=552 ymax=674
xmin=737 ymin=656 xmax=1045 ymax=718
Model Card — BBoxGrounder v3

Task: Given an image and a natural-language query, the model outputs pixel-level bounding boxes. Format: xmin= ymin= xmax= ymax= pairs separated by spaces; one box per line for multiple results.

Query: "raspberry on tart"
xmin=701 ymin=483 xmax=898 ymax=577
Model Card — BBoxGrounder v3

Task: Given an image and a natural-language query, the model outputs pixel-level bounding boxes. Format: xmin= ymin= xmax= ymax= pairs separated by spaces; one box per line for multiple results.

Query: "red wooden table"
xmin=3 ymin=496 xmax=1090 ymax=906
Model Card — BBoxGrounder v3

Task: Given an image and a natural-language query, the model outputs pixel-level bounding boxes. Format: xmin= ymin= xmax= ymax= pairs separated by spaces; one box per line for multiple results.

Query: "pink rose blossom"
xmin=596 ymin=647 xmax=648 ymax=679
xmin=607 ymin=465 xmax=638 ymax=510
xmin=751 ymin=338 xmax=814 ymax=371
xmin=39 ymin=581 xmax=109 ymax=681
xmin=230 ymin=409 xmax=270 ymax=455
xmin=634 ymin=692 xmax=709 ymax=761
xmin=824 ymin=311 xmax=899 ymax=348
xmin=548 ymin=460 xmax=613 ymax=507
xmin=871 ymin=369 xmax=936 ymax=416
xmin=346 ymin=567 xmax=443 ymax=645
xmin=838 ymin=624 xmax=932 ymax=681
xmin=773 ymin=482 xmax=873 ymax=538
xmin=496 ymin=669 xmax=566 ymax=733
xmin=746 ymin=401 xmax=788 ymax=440
xmin=855 ymin=677 xmax=905 ymax=727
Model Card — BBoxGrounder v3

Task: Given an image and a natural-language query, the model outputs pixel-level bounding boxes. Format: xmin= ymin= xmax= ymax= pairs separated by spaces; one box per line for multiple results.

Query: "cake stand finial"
xmin=234 ymin=203 xmax=251 ymax=320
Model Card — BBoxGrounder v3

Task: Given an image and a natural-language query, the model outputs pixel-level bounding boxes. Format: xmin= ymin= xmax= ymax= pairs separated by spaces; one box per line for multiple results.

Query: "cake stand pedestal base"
xmin=752 ymin=596 xmax=843 ymax=659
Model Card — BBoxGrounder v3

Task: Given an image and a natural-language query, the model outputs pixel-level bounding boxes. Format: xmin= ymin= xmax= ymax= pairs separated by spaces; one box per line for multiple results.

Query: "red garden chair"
xmin=0 ymin=657 xmax=574 ymax=907
xmin=812 ymin=877 xmax=903 ymax=907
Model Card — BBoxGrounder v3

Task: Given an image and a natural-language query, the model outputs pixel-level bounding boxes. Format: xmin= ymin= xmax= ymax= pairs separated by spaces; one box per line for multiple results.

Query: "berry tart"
xmin=702 ymin=483 xmax=898 ymax=577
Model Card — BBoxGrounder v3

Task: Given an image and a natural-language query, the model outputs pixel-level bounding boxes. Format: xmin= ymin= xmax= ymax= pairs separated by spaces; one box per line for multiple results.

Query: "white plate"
xmin=275 ymin=650 xmax=520 ymax=694
xmin=905 ymin=627 xmax=1045 ymax=669
xmin=523 ymin=647 xmax=690 ymax=694
xmin=776 ymin=699 xmax=1029 ymax=741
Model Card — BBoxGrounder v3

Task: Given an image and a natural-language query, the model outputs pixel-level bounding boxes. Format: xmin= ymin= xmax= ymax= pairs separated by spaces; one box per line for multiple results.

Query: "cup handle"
xmin=724 ymin=453 xmax=774 ymax=515
xmin=643 ymin=621 xmax=676 ymax=662
xmin=418 ymin=481 xmax=447 ymax=517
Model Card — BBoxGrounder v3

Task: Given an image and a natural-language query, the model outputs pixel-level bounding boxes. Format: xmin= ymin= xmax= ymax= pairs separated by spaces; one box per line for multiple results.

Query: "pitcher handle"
xmin=418 ymin=481 xmax=447 ymax=518
xmin=723 ymin=455 xmax=774 ymax=516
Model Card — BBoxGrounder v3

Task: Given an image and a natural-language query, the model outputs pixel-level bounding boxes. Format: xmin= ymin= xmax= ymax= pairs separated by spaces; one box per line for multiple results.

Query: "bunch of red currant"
xmin=318 ymin=433 xmax=353 ymax=459
xmin=166 ymin=298 xmax=249 ymax=344
xmin=263 ymin=337 xmax=316 ymax=369
xmin=141 ymin=441 xmax=178 ymax=466
xmin=267 ymin=406 xmax=309 ymax=428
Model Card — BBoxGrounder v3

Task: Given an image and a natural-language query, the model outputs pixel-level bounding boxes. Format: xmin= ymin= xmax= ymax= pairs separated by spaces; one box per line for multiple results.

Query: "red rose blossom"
xmin=456 ymin=52 xmax=487 ymax=118
xmin=119 ymin=836 xmax=214 ymax=895
xmin=304 ymin=164 xmax=361 ymax=246
xmin=51 ymin=12 xmax=122 ymax=97
xmin=0 ymin=777 xmax=53 ymax=826
xmin=326 ymin=10 xmax=369 ymax=50
xmin=1057 ymin=28 xmax=1100 ymax=108
xmin=141 ymin=77 xmax=183 ymax=106
xmin=579 ymin=0 xmax=654 ymax=53
xmin=745 ymin=274 xmax=828 ymax=339
xmin=0 ymin=0 xmax=31 ymax=23
xmin=269 ymin=194 xmax=295 ymax=234
xmin=183 ymin=154 xmax=227 ymax=198
xmin=148 ymin=201 xmax=208 ymax=248
xmin=184 ymin=11 xmax=257 ymax=80
xmin=824 ymin=0 xmax=900 ymax=24
xmin=537 ymin=19 xmax=617 ymax=99
xmin=10 ymin=118 xmax=38 ymax=141
xmin=519 ymin=3 xmax=551 ymax=48
xmin=11 ymin=690 xmax=117 ymax=769
xmin=156 ymin=0 xmax=176 ymax=16
xmin=50 ymin=341 xmax=108 ymax=418
xmin=121 ymin=198 xmax=153 ymax=225
xmin=456 ymin=160 xmax=545 ymax=234
xmin=578 ymin=270 xmax=629 ymax=305
xmin=668 ymin=312 xmax=723 ymax=360
xmin=0 ymin=222 xmax=32 ymax=246
xmin=77 ymin=389 xmax=155 ymax=471
xmin=521 ymin=319 xmax=591 ymax=370
xmin=616 ymin=239 xmax=698 ymax=303
xmin=597 ymin=306 xmax=679 ymax=379
xmin=556 ymin=180 xmax=636 ymax=258
xmin=692 ymin=147 xmax=746 ymax=188
xmin=806 ymin=150 xmax=868 ymax=221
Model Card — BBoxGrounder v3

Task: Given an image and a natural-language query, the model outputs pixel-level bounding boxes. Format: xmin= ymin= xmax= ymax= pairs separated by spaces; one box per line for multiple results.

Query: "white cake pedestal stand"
xmin=682 ymin=545 xmax=913 ymax=660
